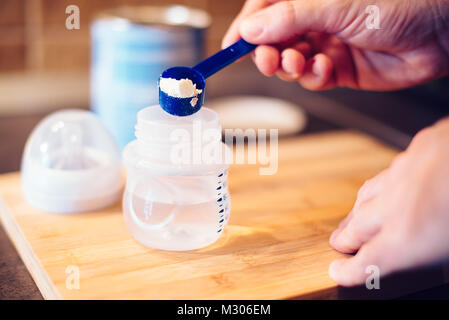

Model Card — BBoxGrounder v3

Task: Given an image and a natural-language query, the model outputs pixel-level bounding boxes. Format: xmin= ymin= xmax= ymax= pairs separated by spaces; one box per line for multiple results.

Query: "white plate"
xmin=207 ymin=95 xmax=307 ymax=136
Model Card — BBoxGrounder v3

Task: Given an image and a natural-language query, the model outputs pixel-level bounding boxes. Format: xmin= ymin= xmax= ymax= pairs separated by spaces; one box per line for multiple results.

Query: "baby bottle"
xmin=122 ymin=105 xmax=230 ymax=251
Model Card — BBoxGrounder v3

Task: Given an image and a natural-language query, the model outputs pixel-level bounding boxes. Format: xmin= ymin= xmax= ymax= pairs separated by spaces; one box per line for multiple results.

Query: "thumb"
xmin=240 ymin=0 xmax=356 ymax=44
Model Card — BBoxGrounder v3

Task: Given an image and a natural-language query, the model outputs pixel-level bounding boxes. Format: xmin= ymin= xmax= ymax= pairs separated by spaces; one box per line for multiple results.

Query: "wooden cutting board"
xmin=0 ymin=131 xmax=398 ymax=299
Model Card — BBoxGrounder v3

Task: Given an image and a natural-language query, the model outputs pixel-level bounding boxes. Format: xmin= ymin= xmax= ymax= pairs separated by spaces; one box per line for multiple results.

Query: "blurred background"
xmin=0 ymin=0 xmax=448 ymax=174
xmin=0 ymin=0 xmax=231 ymax=71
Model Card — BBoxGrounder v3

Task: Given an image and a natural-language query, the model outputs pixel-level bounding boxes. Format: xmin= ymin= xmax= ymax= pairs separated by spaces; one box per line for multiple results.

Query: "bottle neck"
xmin=134 ymin=106 xmax=223 ymax=164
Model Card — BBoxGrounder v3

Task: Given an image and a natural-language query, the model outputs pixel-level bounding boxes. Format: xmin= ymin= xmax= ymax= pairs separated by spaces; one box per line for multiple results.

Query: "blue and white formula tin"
xmin=90 ymin=6 xmax=210 ymax=149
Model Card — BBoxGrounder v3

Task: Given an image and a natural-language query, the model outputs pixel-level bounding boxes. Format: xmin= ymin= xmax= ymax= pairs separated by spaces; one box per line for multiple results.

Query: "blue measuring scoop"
xmin=159 ymin=39 xmax=257 ymax=116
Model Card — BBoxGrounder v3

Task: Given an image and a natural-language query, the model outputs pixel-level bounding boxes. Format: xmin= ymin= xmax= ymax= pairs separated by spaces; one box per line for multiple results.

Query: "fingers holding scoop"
xmin=276 ymin=48 xmax=306 ymax=81
xmin=253 ymin=45 xmax=280 ymax=76
xmin=255 ymin=44 xmax=336 ymax=89
xmin=253 ymin=44 xmax=333 ymax=89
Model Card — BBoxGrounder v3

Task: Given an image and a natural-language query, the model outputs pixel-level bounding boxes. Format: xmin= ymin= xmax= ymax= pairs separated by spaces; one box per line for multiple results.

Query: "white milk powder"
xmin=159 ymin=77 xmax=202 ymax=106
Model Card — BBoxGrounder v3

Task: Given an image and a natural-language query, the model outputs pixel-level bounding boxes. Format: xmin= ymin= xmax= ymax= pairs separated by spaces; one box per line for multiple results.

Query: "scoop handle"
xmin=193 ymin=39 xmax=257 ymax=79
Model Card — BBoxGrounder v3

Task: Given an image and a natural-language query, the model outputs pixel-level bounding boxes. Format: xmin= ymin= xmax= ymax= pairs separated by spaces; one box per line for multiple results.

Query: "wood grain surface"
xmin=0 ymin=131 xmax=398 ymax=299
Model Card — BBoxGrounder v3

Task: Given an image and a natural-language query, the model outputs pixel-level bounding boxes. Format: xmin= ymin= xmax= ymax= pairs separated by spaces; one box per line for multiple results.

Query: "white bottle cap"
xmin=21 ymin=109 xmax=123 ymax=213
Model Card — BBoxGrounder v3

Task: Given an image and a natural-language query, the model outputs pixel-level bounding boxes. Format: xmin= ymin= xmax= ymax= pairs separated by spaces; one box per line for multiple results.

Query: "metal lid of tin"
xmin=96 ymin=5 xmax=211 ymax=29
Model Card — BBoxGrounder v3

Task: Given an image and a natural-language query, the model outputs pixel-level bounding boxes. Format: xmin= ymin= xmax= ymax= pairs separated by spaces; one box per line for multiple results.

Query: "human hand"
xmin=329 ymin=117 xmax=449 ymax=286
xmin=223 ymin=0 xmax=449 ymax=90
